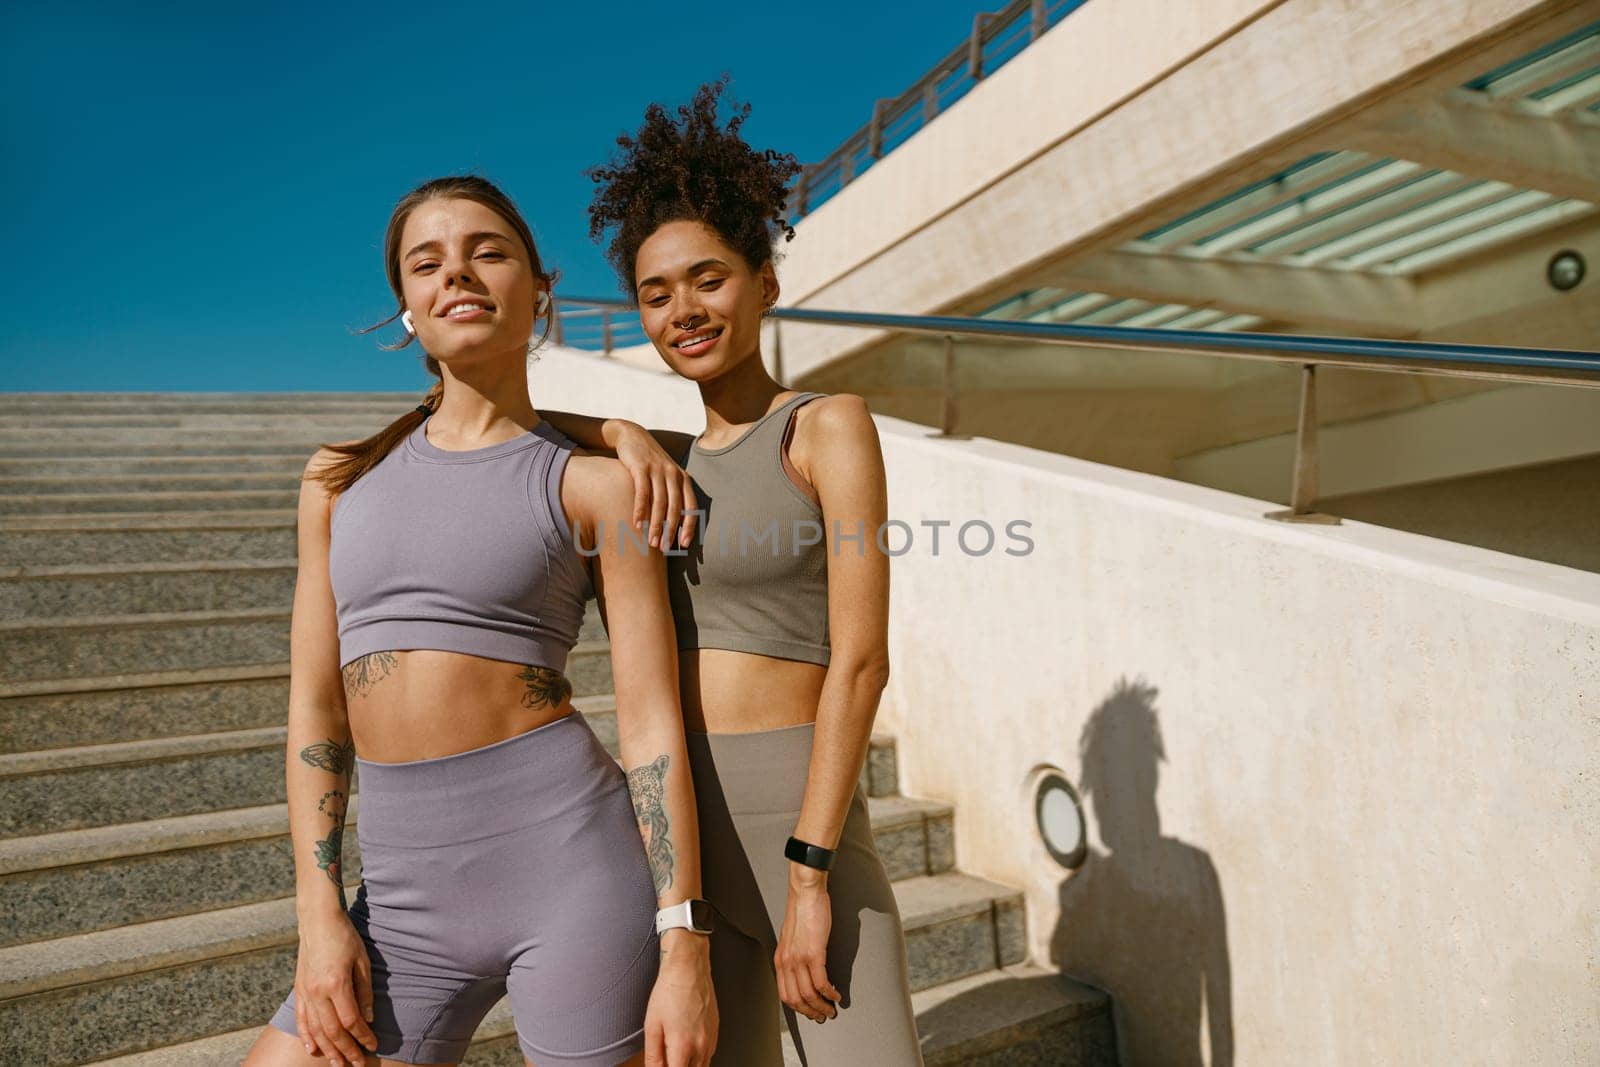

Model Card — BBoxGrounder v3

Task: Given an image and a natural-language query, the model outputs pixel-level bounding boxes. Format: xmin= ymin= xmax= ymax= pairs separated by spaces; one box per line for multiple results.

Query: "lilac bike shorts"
xmin=270 ymin=712 xmax=659 ymax=1065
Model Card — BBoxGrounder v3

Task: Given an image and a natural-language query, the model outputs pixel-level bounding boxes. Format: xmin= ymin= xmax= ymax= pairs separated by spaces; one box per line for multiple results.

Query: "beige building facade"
xmin=547 ymin=2 xmax=1599 ymax=1061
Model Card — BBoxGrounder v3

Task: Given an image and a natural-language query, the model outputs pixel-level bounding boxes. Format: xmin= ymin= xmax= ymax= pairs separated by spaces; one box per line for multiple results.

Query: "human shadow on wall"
xmin=1051 ymin=677 xmax=1234 ymax=1066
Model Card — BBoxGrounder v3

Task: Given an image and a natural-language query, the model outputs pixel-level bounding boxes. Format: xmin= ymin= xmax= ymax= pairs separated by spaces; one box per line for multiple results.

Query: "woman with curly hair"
xmin=242 ymin=175 xmax=716 ymax=1067
xmin=542 ymin=79 xmax=922 ymax=1066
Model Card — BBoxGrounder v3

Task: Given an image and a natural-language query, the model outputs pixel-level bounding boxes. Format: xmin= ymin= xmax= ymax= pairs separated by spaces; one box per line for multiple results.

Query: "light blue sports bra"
xmin=327 ymin=417 xmax=592 ymax=672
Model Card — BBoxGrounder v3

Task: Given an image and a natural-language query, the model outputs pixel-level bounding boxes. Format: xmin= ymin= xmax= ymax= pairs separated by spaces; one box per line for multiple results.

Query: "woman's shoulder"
xmin=557 ymin=451 xmax=635 ymax=521
xmin=790 ymin=393 xmax=878 ymax=449
xmin=299 ymin=444 xmax=359 ymax=503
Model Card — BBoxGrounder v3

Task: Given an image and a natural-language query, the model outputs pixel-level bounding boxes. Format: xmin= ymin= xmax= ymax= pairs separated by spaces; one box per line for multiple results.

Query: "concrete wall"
xmin=875 ymin=419 xmax=1600 ymax=1066
xmin=529 ymin=344 xmax=703 ymax=434
xmin=530 ymin=348 xmax=1600 ymax=1065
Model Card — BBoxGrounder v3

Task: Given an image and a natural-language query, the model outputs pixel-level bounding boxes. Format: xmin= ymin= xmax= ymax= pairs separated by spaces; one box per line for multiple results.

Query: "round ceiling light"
xmin=1547 ymin=250 xmax=1586 ymax=292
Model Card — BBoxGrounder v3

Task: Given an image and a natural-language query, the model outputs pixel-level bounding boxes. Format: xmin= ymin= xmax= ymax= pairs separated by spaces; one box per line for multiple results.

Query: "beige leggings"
xmin=686 ymin=723 xmax=923 ymax=1067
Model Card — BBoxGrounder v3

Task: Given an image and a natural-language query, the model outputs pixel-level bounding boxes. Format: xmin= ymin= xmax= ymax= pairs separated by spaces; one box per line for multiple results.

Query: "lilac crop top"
xmin=327 ymin=417 xmax=593 ymax=672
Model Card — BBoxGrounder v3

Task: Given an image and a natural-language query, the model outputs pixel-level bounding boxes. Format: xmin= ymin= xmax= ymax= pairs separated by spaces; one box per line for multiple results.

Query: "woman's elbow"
xmin=833 ymin=651 xmax=890 ymax=693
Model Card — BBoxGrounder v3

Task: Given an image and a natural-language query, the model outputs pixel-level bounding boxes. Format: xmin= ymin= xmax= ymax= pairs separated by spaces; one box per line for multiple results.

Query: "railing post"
xmin=969 ymin=14 xmax=989 ymax=80
xmin=550 ymin=299 xmax=564 ymax=347
xmin=868 ymin=100 xmax=885 ymax=160
xmin=601 ymin=310 xmax=613 ymax=357
xmin=939 ymin=334 xmax=959 ymax=436
xmin=796 ymin=167 xmax=810 ymax=216
xmin=1265 ymin=364 xmax=1341 ymax=525
xmin=1030 ymin=0 xmax=1047 ymax=40
xmin=922 ymin=81 xmax=939 ymax=123
xmin=840 ymin=148 xmax=856 ymax=185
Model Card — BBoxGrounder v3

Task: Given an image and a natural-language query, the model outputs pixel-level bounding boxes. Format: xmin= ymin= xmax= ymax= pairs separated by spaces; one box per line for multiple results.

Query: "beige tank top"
xmin=666 ymin=392 xmax=831 ymax=666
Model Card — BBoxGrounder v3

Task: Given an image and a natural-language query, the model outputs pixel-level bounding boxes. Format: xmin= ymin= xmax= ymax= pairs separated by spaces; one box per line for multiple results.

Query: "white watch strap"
xmin=655 ymin=900 xmax=708 ymax=936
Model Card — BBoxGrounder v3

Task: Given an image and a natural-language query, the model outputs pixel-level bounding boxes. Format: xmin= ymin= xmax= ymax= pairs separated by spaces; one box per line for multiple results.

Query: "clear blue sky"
xmin=2 ymin=1 xmax=991 ymax=392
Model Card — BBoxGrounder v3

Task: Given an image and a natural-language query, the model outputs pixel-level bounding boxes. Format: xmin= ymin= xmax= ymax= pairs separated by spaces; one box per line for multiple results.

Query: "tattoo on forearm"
xmin=625 ymin=754 xmax=675 ymax=894
xmin=314 ymin=790 xmax=349 ymax=908
xmin=342 ymin=651 xmax=396 ymax=697
xmin=517 ymin=665 xmax=573 ymax=711
xmin=299 ymin=736 xmax=356 ymax=775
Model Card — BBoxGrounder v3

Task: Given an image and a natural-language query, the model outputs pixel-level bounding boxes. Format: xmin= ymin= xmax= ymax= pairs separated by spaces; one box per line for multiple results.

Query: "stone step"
xmin=0 ymin=872 xmax=1021 ymax=1063
xmin=0 ymin=783 xmax=950 ymax=947
xmin=898 ymin=872 xmax=1027 ymax=992
xmin=0 ymin=392 xmax=419 ymax=415
xmin=0 ymin=413 xmax=402 ymax=433
xmin=0 ymin=563 xmax=608 ymax=626
xmin=98 ymin=964 xmax=1115 ymax=1067
xmin=0 ymin=510 xmax=297 ymax=535
xmin=0 ymin=412 xmax=404 ymax=430
xmin=0 ymin=726 xmax=291 ymax=840
xmin=0 ymin=664 xmax=290 ymax=753
xmin=0 ymin=472 xmax=303 ymax=497
xmin=1 ymin=489 xmax=300 ymax=514
xmin=0 ymin=435 xmax=382 ymax=463
xmin=0 ymin=435 xmax=396 ymax=460
xmin=0 ymin=674 xmax=860 ymax=839
xmin=0 ymin=607 xmax=292 ymax=684
xmin=913 ymin=963 xmax=1116 ymax=1066
xmin=863 ymin=727 xmax=901 ymax=798
xmin=0 ymin=454 xmax=311 ymax=477
xmin=0 ymin=520 xmax=296 ymax=567
xmin=0 ymin=602 xmax=610 ymax=752
xmin=0 ymin=800 xmax=368 ymax=950
xmin=0 ymin=560 xmax=297 ymax=619
xmin=0 ymin=608 xmax=611 ymax=688
xmin=0 ymin=442 xmax=342 ymax=459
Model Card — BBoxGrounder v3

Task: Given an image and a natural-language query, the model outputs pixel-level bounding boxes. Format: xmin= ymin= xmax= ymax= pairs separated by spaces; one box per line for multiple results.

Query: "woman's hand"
xmin=775 ymin=866 xmax=842 ymax=1024
xmin=292 ymin=910 xmax=378 ymax=1066
xmin=610 ymin=421 xmax=698 ymax=550
xmin=644 ymin=931 xmax=717 ymax=1066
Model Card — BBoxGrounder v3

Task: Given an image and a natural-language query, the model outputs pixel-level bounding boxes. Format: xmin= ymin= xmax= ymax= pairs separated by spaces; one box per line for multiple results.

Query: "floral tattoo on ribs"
xmin=517 ymin=664 xmax=573 ymax=711
xmin=342 ymin=651 xmax=396 ymax=697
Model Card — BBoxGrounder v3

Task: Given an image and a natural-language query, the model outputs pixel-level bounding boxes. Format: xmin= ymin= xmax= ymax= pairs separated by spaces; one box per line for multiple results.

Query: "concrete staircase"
xmin=0 ymin=394 xmax=1116 ymax=1066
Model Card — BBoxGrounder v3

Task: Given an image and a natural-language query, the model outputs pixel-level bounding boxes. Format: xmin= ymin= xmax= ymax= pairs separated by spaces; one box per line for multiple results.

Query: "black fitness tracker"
xmin=784 ymin=835 xmax=837 ymax=871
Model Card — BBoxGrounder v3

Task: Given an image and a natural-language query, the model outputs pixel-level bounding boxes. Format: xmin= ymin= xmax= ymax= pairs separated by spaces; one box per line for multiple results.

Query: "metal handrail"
xmin=794 ymin=0 xmax=1090 ymax=216
xmin=553 ymin=295 xmax=1600 ymax=384
xmin=552 ymin=295 xmax=1600 ymax=524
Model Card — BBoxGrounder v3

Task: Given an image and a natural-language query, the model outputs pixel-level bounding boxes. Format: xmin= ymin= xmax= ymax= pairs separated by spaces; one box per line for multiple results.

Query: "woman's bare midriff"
xmin=679 ymin=649 xmax=827 ymax=734
xmin=341 ymin=649 xmax=576 ymax=763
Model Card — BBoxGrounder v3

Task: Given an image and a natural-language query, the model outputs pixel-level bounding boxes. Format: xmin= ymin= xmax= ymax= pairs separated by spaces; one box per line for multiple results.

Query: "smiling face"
xmin=396 ymin=197 xmax=544 ymax=369
xmin=634 ymin=219 xmax=778 ymax=382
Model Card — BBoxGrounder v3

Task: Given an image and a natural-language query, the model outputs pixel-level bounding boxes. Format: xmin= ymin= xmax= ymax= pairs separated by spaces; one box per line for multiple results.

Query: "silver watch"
xmin=655 ymin=898 xmax=714 ymax=936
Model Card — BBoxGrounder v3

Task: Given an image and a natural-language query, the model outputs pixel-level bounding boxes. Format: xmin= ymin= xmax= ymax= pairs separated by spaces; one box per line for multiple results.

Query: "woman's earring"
xmin=401 ymin=310 xmax=415 ymax=335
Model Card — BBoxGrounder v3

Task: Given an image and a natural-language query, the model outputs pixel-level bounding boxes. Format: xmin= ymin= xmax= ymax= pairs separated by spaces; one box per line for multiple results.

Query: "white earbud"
xmin=536 ymin=291 xmax=550 ymax=316
xmin=400 ymin=309 xmax=415 ymax=335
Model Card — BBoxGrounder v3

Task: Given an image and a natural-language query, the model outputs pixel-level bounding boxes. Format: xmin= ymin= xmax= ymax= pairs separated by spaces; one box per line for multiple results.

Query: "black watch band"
xmin=784 ymin=835 xmax=837 ymax=871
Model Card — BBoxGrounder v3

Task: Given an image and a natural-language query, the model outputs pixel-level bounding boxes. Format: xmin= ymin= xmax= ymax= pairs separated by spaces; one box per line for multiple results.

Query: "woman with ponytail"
xmin=541 ymin=80 xmax=923 ymax=1066
xmin=243 ymin=176 xmax=716 ymax=1067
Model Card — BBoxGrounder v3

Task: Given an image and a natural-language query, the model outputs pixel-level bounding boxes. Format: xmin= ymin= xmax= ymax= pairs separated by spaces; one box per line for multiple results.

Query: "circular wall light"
xmin=1547 ymin=250 xmax=1585 ymax=292
xmin=1034 ymin=771 xmax=1088 ymax=869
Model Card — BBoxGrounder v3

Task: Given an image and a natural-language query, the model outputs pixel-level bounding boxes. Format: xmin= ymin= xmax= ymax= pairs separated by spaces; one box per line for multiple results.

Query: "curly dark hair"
xmin=586 ymin=76 xmax=802 ymax=296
